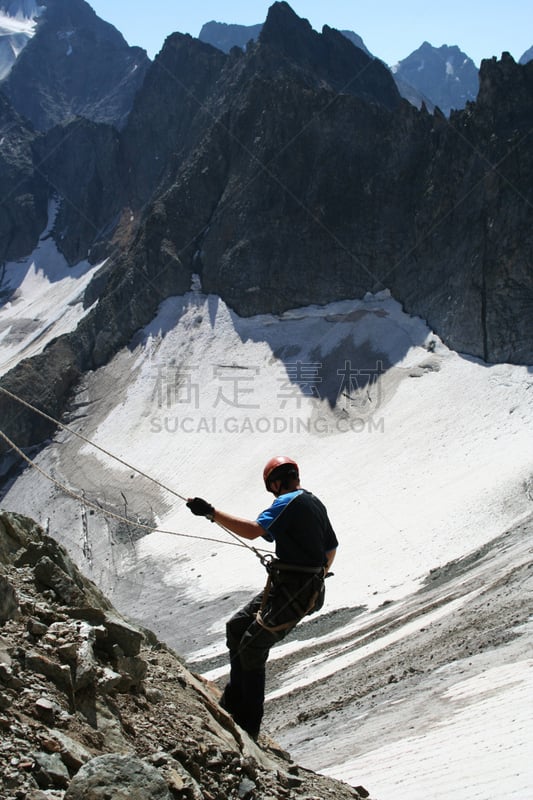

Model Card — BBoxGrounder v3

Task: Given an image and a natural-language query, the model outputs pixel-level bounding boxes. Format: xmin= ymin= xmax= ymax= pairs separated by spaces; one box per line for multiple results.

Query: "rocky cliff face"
xmin=0 ymin=0 xmax=150 ymax=131
xmin=121 ymin=32 xmax=227 ymax=209
xmin=0 ymin=2 xmax=532 ymax=464
xmin=0 ymin=509 xmax=369 ymax=799
xmin=116 ymin=16 xmax=531 ymax=362
xmin=0 ymin=91 xmax=47 ymax=265
xmin=34 ymin=118 xmax=127 ymax=265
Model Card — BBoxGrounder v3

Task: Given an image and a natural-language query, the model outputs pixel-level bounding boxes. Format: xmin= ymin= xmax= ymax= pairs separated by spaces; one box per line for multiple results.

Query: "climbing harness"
xmin=255 ymin=558 xmax=327 ymax=633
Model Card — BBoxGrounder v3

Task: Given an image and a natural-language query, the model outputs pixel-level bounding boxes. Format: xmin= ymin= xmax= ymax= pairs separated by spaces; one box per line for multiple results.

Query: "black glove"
xmin=187 ymin=497 xmax=215 ymax=519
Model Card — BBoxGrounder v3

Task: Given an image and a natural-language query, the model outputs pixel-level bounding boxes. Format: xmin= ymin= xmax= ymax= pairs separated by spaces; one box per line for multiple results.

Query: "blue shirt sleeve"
xmin=256 ymin=490 xmax=303 ymax=541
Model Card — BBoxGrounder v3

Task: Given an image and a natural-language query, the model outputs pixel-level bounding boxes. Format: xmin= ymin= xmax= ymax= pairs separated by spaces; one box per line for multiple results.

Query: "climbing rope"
xmin=0 ymin=385 xmax=186 ymax=500
xmin=0 ymin=387 xmax=270 ymax=560
xmin=0 ymin=428 xmax=249 ymax=549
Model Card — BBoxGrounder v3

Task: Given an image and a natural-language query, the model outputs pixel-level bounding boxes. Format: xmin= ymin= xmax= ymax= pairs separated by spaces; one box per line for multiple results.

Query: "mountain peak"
xmin=258 ymin=1 xmax=400 ymax=109
xmin=1 ymin=0 xmax=150 ymax=129
xmin=394 ymin=41 xmax=478 ymax=114
xmin=259 ymin=1 xmax=314 ymax=48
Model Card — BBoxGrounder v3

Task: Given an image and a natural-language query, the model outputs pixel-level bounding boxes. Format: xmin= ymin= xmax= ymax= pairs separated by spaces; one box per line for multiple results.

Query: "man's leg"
xmin=222 ymin=587 xmax=298 ymax=738
xmin=220 ymin=593 xmax=263 ymax=723
xmin=239 ymin=666 xmax=266 ymax=739
xmin=236 ymin=618 xmax=280 ymax=738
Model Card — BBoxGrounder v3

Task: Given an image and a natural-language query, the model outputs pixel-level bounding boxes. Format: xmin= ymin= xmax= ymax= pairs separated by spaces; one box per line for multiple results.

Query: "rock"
xmin=238 ymin=776 xmax=257 ymax=797
xmin=113 ymin=654 xmax=148 ymax=691
xmin=144 ymin=685 xmax=163 ymax=703
xmin=162 ymin=758 xmax=204 ymax=800
xmin=25 ymin=651 xmax=73 ymax=693
xmin=33 ymin=750 xmax=71 ymax=789
xmin=45 ymin=729 xmax=94 ymax=771
xmin=64 ymin=753 xmax=172 ymax=799
xmin=33 ymin=557 xmax=86 ymax=606
xmin=0 ymin=573 xmax=19 ymax=623
xmin=97 ymin=667 xmax=122 ymax=694
xmin=102 ymin=613 xmax=144 ymax=657
xmin=74 ymin=623 xmax=97 ymax=692
xmin=0 ymin=635 xmax=12 ymax=665
xmin=57 ymin=642 xmax=78 ymax=663
xmin=166 ymin=766 xmax=185 ymax=792
xmin=34 ymin=697 xmax=57 ymax=724
xmin=28 ymin=618 xmax=49 ymax=638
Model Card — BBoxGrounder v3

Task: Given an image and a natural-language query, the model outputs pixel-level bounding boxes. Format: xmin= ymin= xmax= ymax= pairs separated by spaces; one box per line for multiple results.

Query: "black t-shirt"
xmin=256 ymin=489 xmax=338 ymax=567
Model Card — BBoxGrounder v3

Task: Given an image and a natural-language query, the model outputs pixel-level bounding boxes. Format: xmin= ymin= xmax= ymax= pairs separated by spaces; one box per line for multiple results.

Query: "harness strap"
xmin=255 ymin=563 xmax=325 ymax=633
xmin=268 ymin=560 xmax=325 ymax=575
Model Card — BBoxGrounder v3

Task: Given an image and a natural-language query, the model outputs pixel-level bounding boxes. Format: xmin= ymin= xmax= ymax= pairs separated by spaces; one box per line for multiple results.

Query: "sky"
xmin=87 ymin=0 xmax=533 ymax=67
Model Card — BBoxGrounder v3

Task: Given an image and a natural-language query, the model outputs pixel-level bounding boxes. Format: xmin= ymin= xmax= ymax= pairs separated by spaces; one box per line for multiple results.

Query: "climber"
xmin=187 ymin=456 xmax=338 ymax=739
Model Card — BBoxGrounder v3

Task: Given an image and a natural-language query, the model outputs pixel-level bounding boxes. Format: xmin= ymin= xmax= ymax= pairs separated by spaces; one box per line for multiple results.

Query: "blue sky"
xmin=88 ymin=0 xmax=533 ymax=66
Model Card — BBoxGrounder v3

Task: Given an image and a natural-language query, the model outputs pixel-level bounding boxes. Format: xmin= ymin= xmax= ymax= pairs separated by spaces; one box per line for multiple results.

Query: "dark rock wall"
xmin=0 ymin=5 xmax=532 ymax=465
xmin=0 ymin=93 xmax=48 ymax=265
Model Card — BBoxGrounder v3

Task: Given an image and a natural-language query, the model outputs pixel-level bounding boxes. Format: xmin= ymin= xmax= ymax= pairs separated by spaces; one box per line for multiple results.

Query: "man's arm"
xmin=212 ymin=509 xmax=264 ymax=540
xmin=325 ymin=547 xmax=336 ymax=572
xmin=187 ymin=497 xmax=263 ymax=540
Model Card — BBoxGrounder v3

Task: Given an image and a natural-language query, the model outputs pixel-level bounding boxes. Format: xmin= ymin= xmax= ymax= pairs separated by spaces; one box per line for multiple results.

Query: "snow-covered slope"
xmin=0 ymin=0 xmax=41 ymax=79
xmin=1 ymin=259 xmax=532 ymax=799
xmin=0 ymin=203 xmax=103 ymax=376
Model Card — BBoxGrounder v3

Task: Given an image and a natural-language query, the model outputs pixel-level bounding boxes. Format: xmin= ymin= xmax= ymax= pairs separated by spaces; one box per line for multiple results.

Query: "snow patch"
xmin=0 ymin=0 xmax=42 ymax=79
xmin=0 ymin=201 xmax=104 ymax=376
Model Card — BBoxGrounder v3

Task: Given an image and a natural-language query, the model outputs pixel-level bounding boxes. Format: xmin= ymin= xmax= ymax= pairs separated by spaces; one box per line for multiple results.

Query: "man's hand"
xmin=187 ymin=497 xmax=215 ymax=519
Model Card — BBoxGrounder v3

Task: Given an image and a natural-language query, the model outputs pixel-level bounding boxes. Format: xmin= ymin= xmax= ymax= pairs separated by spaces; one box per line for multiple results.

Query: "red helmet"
xmin=263 ymin=456 xmax=299 ymax=490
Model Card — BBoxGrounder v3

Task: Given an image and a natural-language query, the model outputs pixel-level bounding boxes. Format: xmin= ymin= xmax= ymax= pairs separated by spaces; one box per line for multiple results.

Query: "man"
xmin=187 ymin=456 xmax=338 ymax=739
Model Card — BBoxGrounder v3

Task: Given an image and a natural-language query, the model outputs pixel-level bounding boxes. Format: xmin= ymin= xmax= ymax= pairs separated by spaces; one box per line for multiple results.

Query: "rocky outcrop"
xmin=0 ymin=509 xmax=369 ymax=799
xmin=0 ymin=0 xmax=150 ymax=131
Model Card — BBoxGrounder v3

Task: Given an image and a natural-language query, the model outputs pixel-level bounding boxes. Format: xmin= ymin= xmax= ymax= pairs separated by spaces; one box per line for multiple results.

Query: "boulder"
xmin=102 ymin=612 xmax=144 ymax=657
xmin=64 ymin=753 xmax=172 ymax=799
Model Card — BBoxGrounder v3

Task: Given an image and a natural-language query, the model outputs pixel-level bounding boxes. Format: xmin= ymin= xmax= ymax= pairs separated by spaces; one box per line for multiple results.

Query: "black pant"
xmin=221 ymin=570 xmax=322 ymax=737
